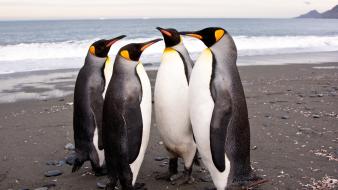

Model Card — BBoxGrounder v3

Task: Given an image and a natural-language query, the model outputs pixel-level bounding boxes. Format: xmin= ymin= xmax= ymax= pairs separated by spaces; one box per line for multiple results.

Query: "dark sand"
xmin=0 ymin=63 xmax=337 ymax=190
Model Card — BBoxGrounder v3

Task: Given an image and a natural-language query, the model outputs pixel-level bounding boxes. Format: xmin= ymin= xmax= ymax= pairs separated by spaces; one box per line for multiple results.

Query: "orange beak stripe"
xmin=141 ymin=42 xmax=155 ymax=51
xmin=187 ymin=34 xmax=203 ymax=40
xmin=160 ymin=29 xmax=172 ymax=37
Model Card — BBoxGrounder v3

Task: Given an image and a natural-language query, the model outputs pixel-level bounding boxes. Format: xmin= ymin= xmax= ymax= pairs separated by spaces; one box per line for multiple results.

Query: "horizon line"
xmin=0 ymin=17 xmax=303 ymax=22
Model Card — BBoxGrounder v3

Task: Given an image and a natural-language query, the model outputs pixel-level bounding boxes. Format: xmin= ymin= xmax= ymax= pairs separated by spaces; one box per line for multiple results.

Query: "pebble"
xmin=64 ymin=143 xmax=75 ymax=150
xmin=97 ymin=181 xmax=106 ymax=189
xmin=42 ymin=183 xmax=56 ymax=188
xmin=312 ymin=114 xmax=320 ymax=118
xmin=34 ymin=188 xmax=47 ymax=190
xmin=46 ymin=160 xmax=58 ymax=166
xmin=44 ymin=170 xmax=62 ymax=177
xmin=66 ymin=102 xmax=73 ymax=106
xmin=252 ymin=146 xmax=258 ymax=150
xmin=199 ymin=175 xmax=212 ymax=182
xmin=304 ymin=106 xmax=313 ymax=110
xmin=56 ymin=160 xmax=65 ymax=167
xmin=65 ymin=154 xmax=76 ymax=165
xmin=154 ymin=157 xmax=167 ymax=161
xmin=281 ymin=115 xmax=289 ymax=119
xmin=264 ymin=114 xmax=272 ymax=118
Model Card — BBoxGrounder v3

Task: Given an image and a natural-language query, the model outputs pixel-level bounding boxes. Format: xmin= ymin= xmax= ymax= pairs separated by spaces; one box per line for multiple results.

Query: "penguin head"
xmin=89 ymin=35 xmax=126 ymax=58
xmin=118 ymin=38 xmax=162 ymax=61
xmin=180 ymin=27 xmax=226 ymax=47
xmin=156 ymin=27 xmax=181 ymax=47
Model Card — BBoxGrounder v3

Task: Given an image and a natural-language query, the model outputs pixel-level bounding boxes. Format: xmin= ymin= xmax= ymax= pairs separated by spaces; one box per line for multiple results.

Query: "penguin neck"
xmin=114 ymin=55 xmax=139 ymax=74
xmin=210 ymin=35 xmax=237 ymax=67
xmin=85 ymin=51 xmax=107 ymax=68
xmin=170 ymin=43 xmax=192 ymax=61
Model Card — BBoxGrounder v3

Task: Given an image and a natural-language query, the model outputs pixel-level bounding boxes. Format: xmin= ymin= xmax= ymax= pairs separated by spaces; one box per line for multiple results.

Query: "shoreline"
xmin=0 ymin=62 xmax=337 ymax=189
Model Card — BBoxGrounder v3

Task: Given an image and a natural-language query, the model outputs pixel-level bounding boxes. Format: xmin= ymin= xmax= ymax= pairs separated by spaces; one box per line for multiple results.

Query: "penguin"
xmin=103 ymin=39 xmax=162 ymax=190
xmin=179 ymin=28 xmax=262 ymax=189
xmin=154 ymin=27 xmax=196 ymax=183
xmin=72 ymin=35 xmax=126 ymax=175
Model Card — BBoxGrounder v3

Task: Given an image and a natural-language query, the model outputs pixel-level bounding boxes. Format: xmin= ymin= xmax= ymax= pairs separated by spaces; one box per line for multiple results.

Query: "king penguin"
xmin=72 ymin=35 xmax=126 ymax=175
xmin=103 ymin=39 xmax=162 ymax=190
xmin=180 ymin=28 xmax=262 ymax=189
xmin=154 ymin=27 xmax=196 ymax=183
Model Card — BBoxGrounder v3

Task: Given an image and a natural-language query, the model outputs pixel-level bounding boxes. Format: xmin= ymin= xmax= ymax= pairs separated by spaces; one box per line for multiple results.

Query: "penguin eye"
xmin=120 ymin=50 xmax=130 ymax=60
xmin=215 ymin=29 xmax=225 ymax=42
xmin=89 ymin=46 xmax=96 ymax=55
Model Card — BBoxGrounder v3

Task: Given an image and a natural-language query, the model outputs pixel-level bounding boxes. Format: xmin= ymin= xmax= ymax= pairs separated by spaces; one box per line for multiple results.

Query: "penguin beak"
xmin=106 ymin=35 xmax=127 ymax=47
xmin=156 ymin=27 xmax=172 ymax=37
xmin=179 ymin=31 xmax=203 ymax=40
xmin=140 ymin=38 xmax=162 ymax=52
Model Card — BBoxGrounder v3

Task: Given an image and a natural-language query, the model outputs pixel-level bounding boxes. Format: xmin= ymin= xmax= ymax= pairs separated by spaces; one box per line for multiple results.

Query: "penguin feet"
xmin=177 ymin=174 xmax=195 ymax=186
xmin=231 ymin=173 xmax=268 ymax=190
xmin=94 ymin=167 xmax=108 ymax=176
xmin=104 ymin=183 xmax=117 ymax=190
xmin=71 ymin=158 xmax=84 ymax=173
xmin=134 ymin=182 xmax=147 ymax=190
xmin=203 ymin=187 xmax=216 ymax=190
xmin=155 ymin=171 xmax=178 ymax=181
xmin=234 ymin=172 xmax=265 ymax=184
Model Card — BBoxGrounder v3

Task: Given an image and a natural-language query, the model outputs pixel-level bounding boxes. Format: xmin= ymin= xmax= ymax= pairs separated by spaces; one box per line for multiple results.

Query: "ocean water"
xmin=1 ymin=18 xmax=338 ymax=74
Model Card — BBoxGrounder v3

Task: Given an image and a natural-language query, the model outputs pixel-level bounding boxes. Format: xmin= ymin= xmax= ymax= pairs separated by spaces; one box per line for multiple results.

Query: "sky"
xmin=0 ymin=0 xmax=338 ymax=20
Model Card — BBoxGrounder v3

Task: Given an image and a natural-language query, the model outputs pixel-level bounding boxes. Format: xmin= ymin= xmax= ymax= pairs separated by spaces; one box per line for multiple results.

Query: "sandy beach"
xmin=0 ymin=63 xmax=337 ymax=190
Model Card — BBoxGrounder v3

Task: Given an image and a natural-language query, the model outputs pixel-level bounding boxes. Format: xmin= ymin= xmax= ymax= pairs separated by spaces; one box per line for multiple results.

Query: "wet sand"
xmin=0 ymin=63 xmax=337 ymax=190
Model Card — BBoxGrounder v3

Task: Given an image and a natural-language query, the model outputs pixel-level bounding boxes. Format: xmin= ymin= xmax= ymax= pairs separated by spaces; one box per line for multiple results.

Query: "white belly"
xmin=189 ymin=49 xmax=230 ymax=189
xmin=129 ymin=63 xmax=152 ymax=185
xmin=154 ymin=49 xmax=196 ymax=166
xmin=93 ymin=127 xmax=105 ymax=167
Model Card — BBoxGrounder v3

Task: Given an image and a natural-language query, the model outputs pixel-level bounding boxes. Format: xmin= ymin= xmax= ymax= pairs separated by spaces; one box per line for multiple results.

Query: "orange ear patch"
xmin=89 ymin=46 xmax=95 ymax=55
xmin=120 ymin=50 xmax=130 ymax=60
xmin=215 ymin=29 xmax=225 ymax=41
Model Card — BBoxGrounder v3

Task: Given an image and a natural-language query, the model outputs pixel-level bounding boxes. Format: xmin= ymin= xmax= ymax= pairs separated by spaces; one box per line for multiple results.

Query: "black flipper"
xmin=177 ymin=51 xmax=191 ymax=84
xmin=209 ymin=52 xmax=232 ymax=172
xmin=125 ymin=101 xmax=143 ymax=164
xmin=90 ymin=91 xmax=104 ymax=150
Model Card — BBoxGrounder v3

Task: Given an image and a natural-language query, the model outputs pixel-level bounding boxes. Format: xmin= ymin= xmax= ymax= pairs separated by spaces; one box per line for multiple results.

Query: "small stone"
xmin=252 ymin=146 xmax=258 ymax=150
xmin=44 ymin=170 xmax=62 ymax=177
xmin=59 ymin=98 xmax=65 ymax=102
xmin=42 ymin=183 xmax=56 ymax=188
xmin=317 ymin=94 xmax=323 ymax=97
xmin=264 ymin=114 xmax=272 ymax=118
xmin=304 ymin=106 xmax=313 ymax=110
xmin=66 ymin=102 xmax=73 ymax=106
xmin=199 ymin=175 xmax=212 ymax=182
xmin=312 ymin=114 xmax=320 ymax=118
xmin=158 ymin=141 xmax=163 ymax=145
xmin=97 ymin=181 xmax=106 ymax=189
xmin=65 ymin=155 xmax=76 ymax=165
xmin=34 ymin=188 xmax=48 ymax=190
xmin=281 ymin=115 xmax=289 ymax=119
xmin=64 ymin=143 xmax=75 ymax=151
xmin=46 ymin=160 xmax=58 ymax=166
xmin=56 ymin=160 xmax=65 ymax=167
xmin=154 ymin=157 xmax=167 ymax=161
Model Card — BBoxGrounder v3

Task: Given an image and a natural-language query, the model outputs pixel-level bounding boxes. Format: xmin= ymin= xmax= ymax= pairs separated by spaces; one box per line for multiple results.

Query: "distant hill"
xmin=296 ymin=5 xmax=338 ymax=19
